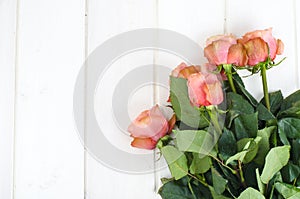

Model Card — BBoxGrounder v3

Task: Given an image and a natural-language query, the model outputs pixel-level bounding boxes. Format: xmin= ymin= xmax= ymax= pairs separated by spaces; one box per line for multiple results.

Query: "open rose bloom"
xmin=204 ymin=28 xmax=284 ymax=67
xmin=239 ymin=28 xmax=284 ymax=66
xmin=204 ymin=34 xmax=248 ymax=67
xmin=128 ymin=105 xmax=175 ymax=149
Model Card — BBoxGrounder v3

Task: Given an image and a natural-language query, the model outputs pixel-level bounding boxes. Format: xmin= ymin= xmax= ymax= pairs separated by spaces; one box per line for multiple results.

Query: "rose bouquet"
xmin=128 ymin=28 xmax=300 ymax=198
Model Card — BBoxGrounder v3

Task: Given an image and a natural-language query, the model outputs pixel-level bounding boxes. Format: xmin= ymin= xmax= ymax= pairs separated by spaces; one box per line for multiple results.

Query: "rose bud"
xmin=171 ymin=62 xmax=200 ymax=79
xmin=239 ymin=28 xmax=284 ymax=64
xmin=204 ymin=34 xmax=238 ymax=65
xmin=128 ymin=105 xmax=175 ymax=150
xmin=187 ymin=72 xmax=223 ymax=107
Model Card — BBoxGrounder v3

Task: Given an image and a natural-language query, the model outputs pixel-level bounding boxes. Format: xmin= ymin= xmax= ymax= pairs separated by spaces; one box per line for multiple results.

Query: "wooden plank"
xmin=227 ymin=0 xmax=298 ymax=98
xmin=86 ymin=0 xmax=160 ymax=198
xmin=13 ymin=0 xmax=85 ymax=198
xmin=0 ymin=0 xmax=17 ymax=198
xmin=156 ymin=0 xmax=226 ymax=189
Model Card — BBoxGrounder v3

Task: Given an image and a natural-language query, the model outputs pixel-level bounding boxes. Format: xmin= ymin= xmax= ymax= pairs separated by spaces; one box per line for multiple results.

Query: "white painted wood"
xmin=0 ymin=1 xmax=297 ymax=199
xmin=86 ymin=0 xmax=159 ymax=198
xmin=13 ymin=0 xmax=85 ymax=198
xmin=0 ymin=0 xmax=17 ymax=198
xmin=155 ymin=0 xmax=226 ymax=188
xmin=227 ymin=0 xmax=298 ymax=98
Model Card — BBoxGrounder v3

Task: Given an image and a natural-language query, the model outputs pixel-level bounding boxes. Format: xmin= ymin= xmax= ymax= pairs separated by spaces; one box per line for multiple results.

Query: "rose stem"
xmin=223 ymin=64 xmax=237 ymax=93
xmin=261 ymin=64 xmax=270 ymax=111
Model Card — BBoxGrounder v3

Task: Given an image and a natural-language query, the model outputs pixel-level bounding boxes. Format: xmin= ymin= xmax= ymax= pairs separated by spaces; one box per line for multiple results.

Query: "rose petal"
xmin=187 ymin=73 xmax=210 ymax=106
xmin=227 ymin=43 xmax=248 ymax=67
xmin=276 ymin=39 xmax=284 ymax=55
xmin=128 ymin=105 xmax=168 ymax=139
xmin=244 ymin=38 xmax=269 ymax=66
xmin=205 ymin=40 xmax=236 ymax=65
xmin=167 ymin=114 xmax=176 ymax=134
xmin=171 ymin=62 xmax=188 ymax=77
xmin=131 ymin=137 xmax=157 ymax=150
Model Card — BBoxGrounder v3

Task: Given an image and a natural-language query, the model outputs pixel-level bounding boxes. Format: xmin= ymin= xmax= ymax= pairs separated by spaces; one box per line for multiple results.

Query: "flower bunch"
xmin=128 ymin=28 xmax=300 ymax=199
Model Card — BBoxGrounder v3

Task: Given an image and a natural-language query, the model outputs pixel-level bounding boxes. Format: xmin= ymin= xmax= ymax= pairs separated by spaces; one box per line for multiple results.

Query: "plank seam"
xmin=12 ymin=0 xmax=20 ymax=198
xmin=84 ymin=0 xmax=89 ymax=198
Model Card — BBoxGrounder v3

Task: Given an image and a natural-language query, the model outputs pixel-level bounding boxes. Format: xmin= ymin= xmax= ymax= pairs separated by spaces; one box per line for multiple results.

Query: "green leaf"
xmin=236 ymin=137 xmax=261 ymax=164
xmin=281 ymin=162 xmax=300 ymax=183
xmin=175 ymin=130 xmax=214 ymax=155
xmin=227 ymin=92 xmax=254 ymax=115
xmin=226 ymin=138 xmax=260 ymax=165
xmin=254 ymin=127 xmax=275 ymax=165
xmin=159 ymin=178 xmax=194 ymax=199
xmin=261 ymin=146 xmax=291 ymax=184
xmin=268 ymin=171 xmax=283 ymax=198
xmin=161 ymin=146 xmax=188 ymax=180
xmin=244 ymin=162 xmax=262 ymax=188
xmin=279 ymin=128 xmax=291 ymax=146
xmin=256 ymin=168 xmax=265 ymax=194
xmin=256 ymin=103 xmax=276 ymax=121
xmin=280 ymin=90 xmax=300 ymax=111
xmin=233 ymin=74 xmax=258 ymax=107
xmin=209 ymin=186 xmax=231 ymax=199
xmin=190 ymin=153 xmax=211 ymax=174
xmin=260 ymin=90 xmax=283 ymax=115
xmin=278 ymin=118 xmax=300 ymax=139
xmin=170 ymin=76 xmax=208 ymax=128
xmin=278 ymin=101 xmax=300 ymax=119
xmin=212 ymin=167 xmax=228 ymax=194
xmin=237 ymin=187 xmax=265 ymax=199
xmin=218 ymin=128 xmax=237 ymax=161
xmin=275 ymin=182 xmax=300 ymax=199
xmin=292 ymin=139 xmax=300 ymax=166
xmin=233 ymin=112 xmax=258 ymax=140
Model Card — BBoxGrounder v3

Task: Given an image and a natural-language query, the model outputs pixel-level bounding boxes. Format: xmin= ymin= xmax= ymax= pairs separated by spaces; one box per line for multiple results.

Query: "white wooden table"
xmin=1 ymin=0 xmax=299 ymax=198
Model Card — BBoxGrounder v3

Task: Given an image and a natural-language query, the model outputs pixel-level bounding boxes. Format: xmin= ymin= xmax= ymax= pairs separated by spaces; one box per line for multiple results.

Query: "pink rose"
xmin=239 ymin=28 xmax=284 ymax=65
xmin=204 ymin=34 xmax=239 ymax=65
xmin=171 ymin=62 xmax=200 ymax=79
xmin=187 ymin=72 xmax=223 ymax=107
xmin=227 ymin=43 xmax=248 ymax=67
xmin=128 ymin=105 xmax=175 ymax=150
xmin=168 ymin=62 xmax=200 ymax=102
xmin=243 ymin=38 xmax=269 ymax=66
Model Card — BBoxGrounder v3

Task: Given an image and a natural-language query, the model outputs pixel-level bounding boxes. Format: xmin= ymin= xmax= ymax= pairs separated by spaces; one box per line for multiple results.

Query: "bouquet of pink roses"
xmin=128 ymin=28 xmax=300 ymax=199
